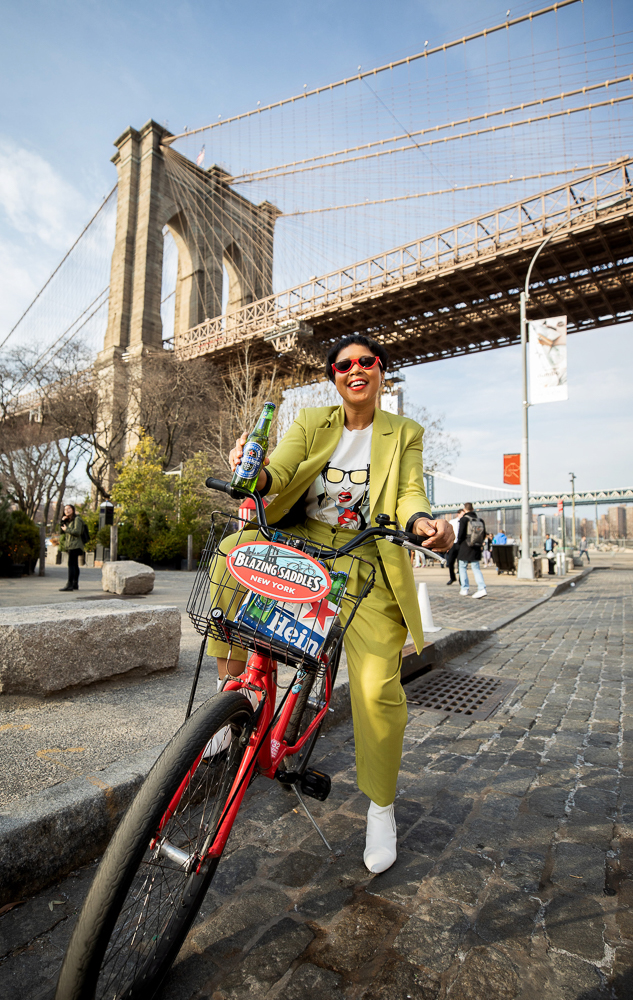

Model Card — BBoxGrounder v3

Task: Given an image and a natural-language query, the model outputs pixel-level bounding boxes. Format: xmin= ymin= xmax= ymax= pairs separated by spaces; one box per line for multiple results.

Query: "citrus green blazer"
xmin=264 ymin=404 xmax=432 ymax=653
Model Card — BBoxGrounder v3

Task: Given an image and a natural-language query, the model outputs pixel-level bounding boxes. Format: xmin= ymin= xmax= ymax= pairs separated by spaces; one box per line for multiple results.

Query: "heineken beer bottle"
xmin=230 ymin=401 xmax=276 ymax=494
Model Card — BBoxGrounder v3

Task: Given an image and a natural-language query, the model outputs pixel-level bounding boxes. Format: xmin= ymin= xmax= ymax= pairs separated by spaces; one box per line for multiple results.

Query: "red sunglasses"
xmin=331 ymin=355 xmax=382 ymax=375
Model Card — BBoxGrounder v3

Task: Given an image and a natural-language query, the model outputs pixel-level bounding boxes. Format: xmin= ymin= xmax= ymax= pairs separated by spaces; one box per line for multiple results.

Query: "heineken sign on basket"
xmin=528 ymin=316 xmax=568 ymax=404
xmin=226 ymin=541 xmax=332 ymax=603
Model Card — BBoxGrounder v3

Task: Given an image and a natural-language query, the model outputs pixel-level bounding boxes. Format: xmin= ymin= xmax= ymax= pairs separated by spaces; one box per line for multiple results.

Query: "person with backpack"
xmin=456 ymin=502 xmax=487 ymax=598
xmin=59 ymin=504 xmax=89 ymax=592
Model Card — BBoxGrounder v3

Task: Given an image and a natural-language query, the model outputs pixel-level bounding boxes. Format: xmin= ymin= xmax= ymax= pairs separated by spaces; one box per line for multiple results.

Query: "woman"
xmin=58 ymin=504 xmax=86 ymax=592
xmin=209 ymin=335 xmax=453 ymax=873
xmin=482 ymin=533 xmax=493 ymax=566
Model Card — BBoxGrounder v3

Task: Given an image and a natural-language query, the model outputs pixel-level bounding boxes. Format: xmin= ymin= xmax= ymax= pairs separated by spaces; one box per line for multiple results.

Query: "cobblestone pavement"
xmin=414 ymin=566 xmax=552 ymax=630
xmin=1 ymin=567 xmax=631 ymax=999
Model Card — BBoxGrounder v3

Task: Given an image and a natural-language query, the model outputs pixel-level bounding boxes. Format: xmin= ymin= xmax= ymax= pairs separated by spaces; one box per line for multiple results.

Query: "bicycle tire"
xmin=283 ymin=642 xmax=342 ymax=776
xmin=55 ymin=691 xmax=254 ymax=1000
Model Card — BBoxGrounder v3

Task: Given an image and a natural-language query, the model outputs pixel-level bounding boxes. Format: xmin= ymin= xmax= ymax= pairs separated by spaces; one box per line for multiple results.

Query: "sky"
xmin=1 ymin=0 xmax=632 ymax=499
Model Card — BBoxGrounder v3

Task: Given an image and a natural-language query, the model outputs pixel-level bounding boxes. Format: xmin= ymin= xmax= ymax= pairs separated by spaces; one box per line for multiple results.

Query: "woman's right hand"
xmin=229 ymin=432 xmax=270 ymax=485
xmin=229 ymin=432 xmax=249 ymax=473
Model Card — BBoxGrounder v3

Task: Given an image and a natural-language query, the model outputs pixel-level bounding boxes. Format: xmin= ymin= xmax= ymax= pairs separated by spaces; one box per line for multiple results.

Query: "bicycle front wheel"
xmin=55 ymin=691 xmax=254 ymax=1000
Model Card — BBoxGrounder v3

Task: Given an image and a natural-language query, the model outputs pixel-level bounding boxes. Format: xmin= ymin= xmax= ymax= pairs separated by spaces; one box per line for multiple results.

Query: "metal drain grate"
xmin=405 ymin=670 xmax=516 ymax=720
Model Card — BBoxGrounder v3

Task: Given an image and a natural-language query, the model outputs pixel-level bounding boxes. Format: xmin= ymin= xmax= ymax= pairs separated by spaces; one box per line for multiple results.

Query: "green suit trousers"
xmin=207 ymin=517 xmax=409 ymax=806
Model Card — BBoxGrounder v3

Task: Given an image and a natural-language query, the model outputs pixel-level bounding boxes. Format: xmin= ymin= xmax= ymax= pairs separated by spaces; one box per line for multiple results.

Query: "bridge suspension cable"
xmin=7 ymin=288 xmax=109 ymax=403
xmin=0 ymin=186 xmax=117 ymax=354
xmin=230 ymin=74 xmax=633 ymax=184
xmin=230 ymin=92 xmax=633 ymax=184
xmin=280 ymin=162 xmax=615 ymax=217
xmin=164 ymin=1 xmax=581 ymax=144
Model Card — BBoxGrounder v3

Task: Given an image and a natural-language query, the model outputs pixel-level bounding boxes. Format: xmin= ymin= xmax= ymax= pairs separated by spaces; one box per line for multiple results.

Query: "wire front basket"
xmin=187 ymin=512 xmax=375 ymax=670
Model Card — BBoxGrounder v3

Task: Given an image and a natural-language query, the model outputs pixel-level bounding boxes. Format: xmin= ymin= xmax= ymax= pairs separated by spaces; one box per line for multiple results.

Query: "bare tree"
xmin=0 ymin=348 xmax=83 ymax=520
xmin=202 ymin=346 xmax=281 ymax=477
xmin=402 ymin=399 xmax=460 ymax=472
xmin=129 ymin=351 xmax=221 ymax=470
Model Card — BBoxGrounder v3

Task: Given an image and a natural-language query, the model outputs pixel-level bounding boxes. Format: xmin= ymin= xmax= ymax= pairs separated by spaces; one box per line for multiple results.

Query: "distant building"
xmin=627 ymin=508 xmax=633 ymax=540
xmin=607 ymin=506 xmax=627 ymax=539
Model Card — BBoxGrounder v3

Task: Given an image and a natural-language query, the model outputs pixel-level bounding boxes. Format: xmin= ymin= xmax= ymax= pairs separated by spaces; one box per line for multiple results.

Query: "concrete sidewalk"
xmin=0 ymin=565 xmax=631 ymax=999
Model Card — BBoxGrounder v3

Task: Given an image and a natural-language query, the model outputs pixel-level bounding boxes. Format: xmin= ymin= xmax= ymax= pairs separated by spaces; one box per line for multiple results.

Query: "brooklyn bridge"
xmin=4 ymin=0 xmax=633 ymax=484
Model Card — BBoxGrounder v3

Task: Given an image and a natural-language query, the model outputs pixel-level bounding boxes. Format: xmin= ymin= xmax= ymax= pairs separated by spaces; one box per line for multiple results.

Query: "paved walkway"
xmin=1 ymin=566 xmax=631 ymax=998
xmin=0 ymin=559 xmax=563 ymax=807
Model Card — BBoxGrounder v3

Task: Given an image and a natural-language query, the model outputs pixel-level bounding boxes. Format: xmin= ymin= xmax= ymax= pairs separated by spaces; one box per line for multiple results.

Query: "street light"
xmin=569 ymin=472 xmax=576 ymax=549
xmin=516 ymin=191 xmax=631 ymax=580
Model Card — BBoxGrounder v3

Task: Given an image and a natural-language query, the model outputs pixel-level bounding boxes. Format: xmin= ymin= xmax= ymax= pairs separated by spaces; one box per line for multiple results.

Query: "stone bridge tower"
xmin=96 ymin=119 xmax=279 ymax=477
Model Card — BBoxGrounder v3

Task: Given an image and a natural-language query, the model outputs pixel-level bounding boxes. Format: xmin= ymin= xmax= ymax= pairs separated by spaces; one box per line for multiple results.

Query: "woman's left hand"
xmin=412 ymin=518 xmax=455 ymax=552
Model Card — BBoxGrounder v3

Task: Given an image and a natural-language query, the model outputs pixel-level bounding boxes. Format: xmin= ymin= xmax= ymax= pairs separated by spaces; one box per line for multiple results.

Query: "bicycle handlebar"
xmin=204 ymin=476 xmax=446 ymax=560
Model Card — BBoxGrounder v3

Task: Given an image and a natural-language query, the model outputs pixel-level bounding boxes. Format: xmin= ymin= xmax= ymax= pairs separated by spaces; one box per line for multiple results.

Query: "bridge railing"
xmin=7 ymin=368 xmax=95 ymax=420
xmin=175 ymin=158 xmax=632 ymax=360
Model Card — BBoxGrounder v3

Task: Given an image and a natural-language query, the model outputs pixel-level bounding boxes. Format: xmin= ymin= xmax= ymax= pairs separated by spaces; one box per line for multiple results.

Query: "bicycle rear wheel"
xmin=55 ymin=692 xmax=254 ymax=1000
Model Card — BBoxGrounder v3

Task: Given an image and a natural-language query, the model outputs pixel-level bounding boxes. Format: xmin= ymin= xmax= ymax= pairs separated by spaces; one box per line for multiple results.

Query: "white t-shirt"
xmin=305 ymin=424 xmax=372 ymax=530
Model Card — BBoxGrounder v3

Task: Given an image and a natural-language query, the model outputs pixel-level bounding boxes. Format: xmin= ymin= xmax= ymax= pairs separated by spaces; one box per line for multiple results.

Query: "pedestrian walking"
xmin=58 ymin=504 xmax=87 ymax=592
xmin=445 ymin=507 xmax=464 ymax=586
xmin=482 ymin=532 xmax=494 ymax=566
xmin=579 ymin=535 xmax=590 ymax=563
xmin=457 ymin=502 xmax=487 ymax=598
xmin=544 ymin=533 xmax=557 ymax=575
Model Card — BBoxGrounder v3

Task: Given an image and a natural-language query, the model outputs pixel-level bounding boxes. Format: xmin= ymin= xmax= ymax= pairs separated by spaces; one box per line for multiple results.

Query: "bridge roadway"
xmin=175 ymin=159 xmax=633 ymax=375
xmin=430 ymin=487 xmax=633 ymax=516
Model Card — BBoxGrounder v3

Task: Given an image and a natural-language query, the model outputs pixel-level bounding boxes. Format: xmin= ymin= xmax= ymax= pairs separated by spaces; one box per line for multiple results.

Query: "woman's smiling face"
xmin=332 ymin=344 xmax=382 ymax=408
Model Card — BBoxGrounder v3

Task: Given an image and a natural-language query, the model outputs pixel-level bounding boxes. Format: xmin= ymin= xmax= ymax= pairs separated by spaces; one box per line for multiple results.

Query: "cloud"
xmin=0 ymin=138 xmax=88 ymax=249
xmin=0 ymin=139 xmax=97 ymax=342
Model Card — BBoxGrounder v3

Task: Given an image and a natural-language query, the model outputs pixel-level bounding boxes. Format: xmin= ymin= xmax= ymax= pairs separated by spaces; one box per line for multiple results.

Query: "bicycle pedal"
xmin=300 ymin=769 xmax=331 ymax=801
xmin=276 ymin=769 xmax=300 ymax=787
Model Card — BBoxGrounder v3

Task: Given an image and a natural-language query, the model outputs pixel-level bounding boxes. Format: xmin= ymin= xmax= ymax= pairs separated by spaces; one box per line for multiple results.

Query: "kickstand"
xmin=292 ymin=784 xmax=332 ymax=852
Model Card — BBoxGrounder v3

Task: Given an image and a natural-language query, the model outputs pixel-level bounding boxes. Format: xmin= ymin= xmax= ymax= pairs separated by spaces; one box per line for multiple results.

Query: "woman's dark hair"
xmin=63 ymin=504 xmax=76 ymax=518
xmin=325 ymin=335 xmax=389 ymax=383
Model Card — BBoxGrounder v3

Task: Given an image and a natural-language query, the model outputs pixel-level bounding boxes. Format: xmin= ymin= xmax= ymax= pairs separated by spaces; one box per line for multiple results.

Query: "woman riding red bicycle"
xmin=216 ymin=334 xmax=453 ymax=873
xmin=55 ymin=334 xmax=453 ymax=1000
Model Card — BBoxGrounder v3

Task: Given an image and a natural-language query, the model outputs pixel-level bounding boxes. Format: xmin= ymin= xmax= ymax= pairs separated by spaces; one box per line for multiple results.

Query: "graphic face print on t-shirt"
xmin=304 ymin=422 xmax=373 ymax=530
xmin=315 ymin=462 xmax=370 ymax=529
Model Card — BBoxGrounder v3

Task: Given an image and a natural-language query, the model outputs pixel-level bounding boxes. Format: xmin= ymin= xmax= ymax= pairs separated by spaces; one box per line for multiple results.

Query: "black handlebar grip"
xmin=205 ymin=476 xmax=233 ymax=494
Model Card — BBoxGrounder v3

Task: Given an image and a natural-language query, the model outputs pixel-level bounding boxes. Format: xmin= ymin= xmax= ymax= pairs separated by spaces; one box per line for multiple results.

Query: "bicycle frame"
xmin=176 ymin=478 xmax=442 ymax=867
xmin=158 ymin=649 xmax=333 ymax=863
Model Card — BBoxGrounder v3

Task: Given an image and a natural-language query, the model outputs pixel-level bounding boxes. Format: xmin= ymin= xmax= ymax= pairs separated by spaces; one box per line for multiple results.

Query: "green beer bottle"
xmin=230 ymin=401 xmax=276 ymax=494
xmin=327 ymin=571 xmax=348 ymax=604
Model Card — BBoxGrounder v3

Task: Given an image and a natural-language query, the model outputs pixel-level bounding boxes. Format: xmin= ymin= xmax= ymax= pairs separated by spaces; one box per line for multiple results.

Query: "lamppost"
xmin=569 ymin=472 xmax=576 ymax=549
xmin=517 ymin=192 xmax=631 ymax=580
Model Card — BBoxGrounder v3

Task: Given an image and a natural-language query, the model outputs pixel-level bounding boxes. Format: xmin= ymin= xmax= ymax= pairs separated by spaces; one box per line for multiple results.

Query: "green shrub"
xmin=148 ymin=525 xmax=188 ymax=563
xmin=117 ymin=521 xmax=150 ymax=563
xmin=4 ymin=511 xmax=40 ymax=570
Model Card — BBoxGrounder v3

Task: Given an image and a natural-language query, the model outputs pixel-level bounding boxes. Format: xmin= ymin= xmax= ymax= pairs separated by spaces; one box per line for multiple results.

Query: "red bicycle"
xmin=55 ymin=478 xmax=428 ymax=1000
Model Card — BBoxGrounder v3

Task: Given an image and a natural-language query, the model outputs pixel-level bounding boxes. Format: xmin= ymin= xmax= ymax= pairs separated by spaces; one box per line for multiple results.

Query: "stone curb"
xmin=0 ymin=744 xmax=166 ymax=905
xmin=0 ymin=566 xmax=595 ymax=904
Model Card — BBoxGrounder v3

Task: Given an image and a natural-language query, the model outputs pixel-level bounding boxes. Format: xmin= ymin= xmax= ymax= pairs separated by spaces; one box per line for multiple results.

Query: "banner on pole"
xmin=528 ymin=316 xmax=568 ymax=404
xmin=503 ymin=453 xmax=521 ymax=485
xmin=557 ymin=499 xmax=564 ymax=514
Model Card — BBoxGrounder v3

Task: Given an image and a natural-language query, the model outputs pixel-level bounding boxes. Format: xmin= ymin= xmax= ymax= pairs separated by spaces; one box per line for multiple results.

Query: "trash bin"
xmin=99 ymin=502 xmax=114 ymax=531
xmin=491 ymin=544 xmax=518 ymax=575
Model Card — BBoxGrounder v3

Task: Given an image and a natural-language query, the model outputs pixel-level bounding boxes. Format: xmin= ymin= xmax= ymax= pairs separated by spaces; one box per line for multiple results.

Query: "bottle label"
xmin=234 ymin=442 xmax=264 ymax=480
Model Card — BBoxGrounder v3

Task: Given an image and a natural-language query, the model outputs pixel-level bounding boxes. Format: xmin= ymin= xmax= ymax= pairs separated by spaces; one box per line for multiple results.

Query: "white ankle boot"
xmin=364 ymin=800 xmax=397 ymax=873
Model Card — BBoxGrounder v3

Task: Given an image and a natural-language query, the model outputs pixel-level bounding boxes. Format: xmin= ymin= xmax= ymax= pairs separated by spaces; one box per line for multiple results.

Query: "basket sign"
xmin=226 ymin=541 xmax=331 ymax=603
